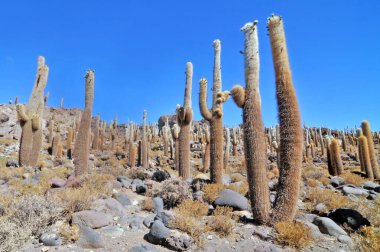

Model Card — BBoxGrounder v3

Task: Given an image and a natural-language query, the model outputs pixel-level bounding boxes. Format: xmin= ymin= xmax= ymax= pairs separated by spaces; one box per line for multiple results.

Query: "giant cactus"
xmin=268 ymin=15 xmax=303 ymax=222
xmin=231 ymin=21 xmax=270 ymax=224
xmin=199 ymin=40 xmax=230 ymax=184
xmin=92 ymin=115 xmax=100 ymax=150
xmin=17 ymin=56 xmax=49 ymax=167
xmin=73 ymin=70 xmax=95 ymax=176
xmin=177 ymin=62 xmax=193 ymax=179
xmin=358 ymin=136 xmax=373 ymax=180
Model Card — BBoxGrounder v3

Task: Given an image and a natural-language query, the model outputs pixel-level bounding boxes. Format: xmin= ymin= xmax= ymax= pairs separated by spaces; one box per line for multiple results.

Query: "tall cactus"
xmin=268 ymin=15 xmax=303 ymax=222
xmin=67 ymin=127 xmax=73 ymax=159
xmin=199 ymin=40 xmax=230 ymax=184
xmin=329 ymin=138 xmax=343 ymax=175
xmin=73 ymin=70 xmax=95 ymax=176
xmin=231 ymin=21 xmax=270 ymax=224
xmin=17 ymin=56 xmax=49 ymax=167
xmin=177 ymin=62 xmax=193 ymax=179
xmin=142 ymin=110 xmax=148 ymax=168
xmin=361 ymin=120 xmax=380 ymax=179
xmin=92 ymin=115 xmax=100 ymax=150
xmin=358 ymin=136 xmax=373 ymax=180
xmin=202 ymin=125 xmax=211 ymax=172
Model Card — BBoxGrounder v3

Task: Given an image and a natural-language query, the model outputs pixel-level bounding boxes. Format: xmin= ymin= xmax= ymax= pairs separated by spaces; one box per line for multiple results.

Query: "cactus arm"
xmin=16 ymin=104 xmax=29 ymax=122
xmin=231 ymin=85 xmax=245 ymax=108
xmin=31 ymin=114 xmax=40 ymax=130
xmin=199 ymin=78 xmax=212 ymax=121
xmin=184 ymin=62 xmax=193 ymax=109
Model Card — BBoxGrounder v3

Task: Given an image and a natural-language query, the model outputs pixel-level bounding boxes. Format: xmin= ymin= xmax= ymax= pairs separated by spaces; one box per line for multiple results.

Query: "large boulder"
xmin=313 ymin=217 xmax=347 ymax=238
xmin=214 ymin=189 xmax=249 ymax=211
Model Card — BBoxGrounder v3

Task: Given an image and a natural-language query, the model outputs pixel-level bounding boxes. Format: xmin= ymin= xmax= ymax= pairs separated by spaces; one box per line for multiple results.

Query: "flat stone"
xmin=77 ymin=226 xmax=105 ymax=249
xmin=342 ymin=186 xmax=369 ymax=196
xmin=72 ymin=210 xmax=113 ymax=229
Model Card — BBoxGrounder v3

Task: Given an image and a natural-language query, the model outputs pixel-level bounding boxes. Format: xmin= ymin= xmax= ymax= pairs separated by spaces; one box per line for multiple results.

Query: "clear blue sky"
xmin=1 ymin=1 xmax=379 ymax=130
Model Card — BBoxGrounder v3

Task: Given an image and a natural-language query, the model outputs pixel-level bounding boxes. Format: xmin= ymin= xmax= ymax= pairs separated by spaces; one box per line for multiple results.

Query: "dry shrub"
xmin=308 ymin=189 xmax=350 ymax=211
xmin=354 ymin=226 xmax=380 ymax=252
xmin=128 ymin=168 xmax=147 ymax=180
xmin=141 ymin=198 xmax=155 ymax=212
xmin=351 ymin=197 xmax=380 ymax=226
xmin=203 ymin=183 xmax=225 ymax=203
xmin=227 ymin=182 xmax=249 ymax=196
xmin=275 ymin=221 xmax=312 ymax=248
xmin=59 ymin=222 xmax=80 ymax=242
xmin=319 ymin=176 xmax=330 ymax=186
xmin=174 ymin=199 xmax=209 ymax=218
xmin=0 ymin=167 xmax=24 ymax=180
xmin=302 ymin=165 xmax=325 ymax=180
xmin=52 ymin=187 xmax=93 ymax=214
xmin=152 ymin=178 xmax=191 ymax=208
xmin=230 ymin=173 xmax=245 ymax=183
xmin=341 ymin=172 xmax=367 ymax=186
xmin=0 ymin=195 xmax=62 ymax=251
xmin=307 ymin=179 xmax=319 ymax=188
xmin=171 ymin=199 xmax=209 ymax=246
xmin=206 ymin=206 xmax=234 ymax=237
xmin=102 ymin=165 xmax=128 ymax=178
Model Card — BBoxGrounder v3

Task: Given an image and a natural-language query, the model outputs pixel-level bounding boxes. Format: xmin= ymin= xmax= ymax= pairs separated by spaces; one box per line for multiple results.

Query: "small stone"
xmin=39 ymin=232 xmax=62 ymax=246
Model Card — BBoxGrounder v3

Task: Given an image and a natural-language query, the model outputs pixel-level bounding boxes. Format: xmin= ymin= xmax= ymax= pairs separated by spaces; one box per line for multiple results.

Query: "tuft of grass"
xmin=59 ymin=222 xmax=80 ymax=242
xmin=227 ymin=182 xmax=249 ymax=196
xmin=275 ymin=221 xmax=312 ymax=249
xmin=354 ymin=226 xmax=380 ymax=252
xmin=171 ymin=199 xmax=209 ymax=246
xmin=307 ymin=189 xmax=350 ymax=212
xmin=230 ymin=173 xmax=245 ymax=183
xmin=203 ymin=184 xmax=225 ymax=203
xmin=141 ymin=198 xmax=155 ymax=212
xmin=307 ymin=179 xmax=319 ymax=188
xmin=340 ymin=172 xmax=367 ymax=186
xmin=128 ymin=168 xmax=147 ymax=180
xmin=206 ymin=206 xmax=235 ymax=237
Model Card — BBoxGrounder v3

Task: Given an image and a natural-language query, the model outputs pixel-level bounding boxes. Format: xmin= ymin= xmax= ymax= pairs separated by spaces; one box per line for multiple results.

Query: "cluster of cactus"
xmin=230 ymin=15 xmax=302 ymax=223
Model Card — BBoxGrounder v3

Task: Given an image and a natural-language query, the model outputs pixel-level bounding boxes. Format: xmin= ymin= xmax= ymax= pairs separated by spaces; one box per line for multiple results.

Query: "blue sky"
xmin=0 ymin=1 xmax=379 ymax=130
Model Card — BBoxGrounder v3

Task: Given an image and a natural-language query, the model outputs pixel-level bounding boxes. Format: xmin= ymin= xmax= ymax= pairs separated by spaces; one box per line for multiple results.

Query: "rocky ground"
xmin=0 ymin=104 xmax=378 ymax=252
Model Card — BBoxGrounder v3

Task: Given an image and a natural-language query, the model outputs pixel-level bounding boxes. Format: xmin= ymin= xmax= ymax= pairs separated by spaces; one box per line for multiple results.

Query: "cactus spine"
xmin=231 ymin=21 xmax=270 ymax=224
xmin=73 ymin=70 xmax=94 ymax=176
xmin=177 ymin=62 xmax=193 ymax=179
xmin=361 ymin=120 xmax=380 ymax=179
xmin=199 ymin=40 xmax=229 ymax=184
xmin=268 ymin=15 xmax=303 ymax=222
xmin=17 ymin=56 xmax=49 ymax=167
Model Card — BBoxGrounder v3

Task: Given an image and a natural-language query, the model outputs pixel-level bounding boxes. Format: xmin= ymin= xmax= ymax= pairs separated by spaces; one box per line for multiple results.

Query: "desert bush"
xmin=230 ymin=173 xmax=245 ymax=183
xmin=141 ymin=198 xmax=155 ymax=212
xmin=351 ymin=197 xmax=380 ymax=226
xmin=0 ymin=195 xmax=62 ymax=251
xmin=306 ymin=179 xmax=319 ymax=188
xmin=227 ymin=182 xmax=249 ymax=196
xmin=302 ymin=165 xmax=325 ymax=180
xmin=128 ymin=168 xmax=147 ymax=180
xmin=206 ymin=206 xmax=235 ymax=237
xmin=52 ymin=187 xmax=94 ymax=214
xmin=152 ymin=178 xmax=191 ymax=208
xmin=59 ymin=222 xmax=80 ymax=242
xmin=341 ymin=172 xmax=367 ymax=186
xmin=203 ymin=183 xmax=225 ymax=203
xmin=275 ymin=221 xmax=312 ymax=248
xmin=171 ymin=199 xmax=209 ymax=246
xmin=307 ymin=189 xmax=350 ymax=212
xmin=319 ymin=176 xmax=330 ymax=186
xmin=0 ymin=167 xmax=24 ymax=180
xmin=174 ymin=199 xmax=209 ymax=218
xmin=354 ymin=226 xmax=380 ymax=252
